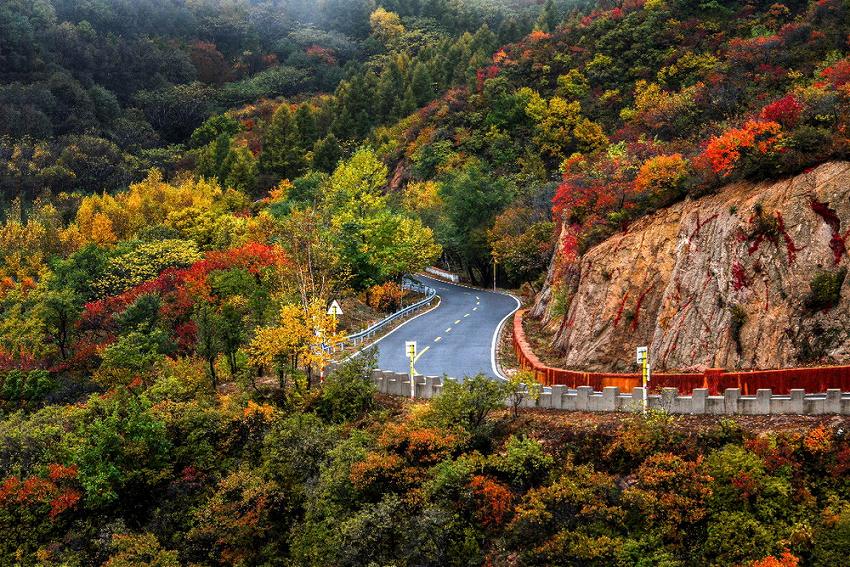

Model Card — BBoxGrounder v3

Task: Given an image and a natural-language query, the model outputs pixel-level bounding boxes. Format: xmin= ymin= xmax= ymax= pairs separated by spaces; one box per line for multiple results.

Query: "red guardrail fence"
xmin=512 ymin=309 xmax=850 ymax=395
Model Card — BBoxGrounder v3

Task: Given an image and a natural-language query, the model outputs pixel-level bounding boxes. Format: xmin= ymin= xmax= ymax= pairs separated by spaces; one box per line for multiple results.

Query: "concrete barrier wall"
xmin=367 ymin=370 xmax=850 ymax=416
xmin=425 ymin=266 xmax=460 ymax=283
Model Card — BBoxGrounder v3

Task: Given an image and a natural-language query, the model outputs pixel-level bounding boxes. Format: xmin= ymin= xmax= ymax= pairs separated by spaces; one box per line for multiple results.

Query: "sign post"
xmin=636 ymin=346 xmax=649 ymax=413
xmin=327 ymin=300 xmax=343 ymax=333
xmin=405 ymin=341 xmax=417 ymax=399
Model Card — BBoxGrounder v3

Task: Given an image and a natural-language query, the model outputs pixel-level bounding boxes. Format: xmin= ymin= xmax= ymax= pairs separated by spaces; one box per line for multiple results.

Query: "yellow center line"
xmin=445 ymin=327 xmax=452 ymax=333
xmin=434 ymin=336 xmax=442 ymax=342
xmin=454 ymin=319 xmax=461 ymax=324
xmin=464 ymin=313 xmax=470 ymax=317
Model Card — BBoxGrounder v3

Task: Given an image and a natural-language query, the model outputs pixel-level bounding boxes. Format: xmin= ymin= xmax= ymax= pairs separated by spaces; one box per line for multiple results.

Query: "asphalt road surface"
xmin=375 ymin=275 xmax=519 ymax=379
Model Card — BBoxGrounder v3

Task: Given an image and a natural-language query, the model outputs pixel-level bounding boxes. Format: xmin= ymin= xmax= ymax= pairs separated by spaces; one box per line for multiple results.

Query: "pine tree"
xmin=400 ymin=85 xmax=417 ymax=116
xmin=294 ymin=104 xmax=318 ymax=147
xmin=260 ymin=104 xmax=306 ymax=181
xmin=196 ymin=133 xmax=232 ymax=184
xmin=410 ymin=61 xmax=433 ymax=106
xmin=376 ymin=61 xmax=405 ymax=121
xmin=312 ymin=133 xmax=343 ymax=173
xmin=224 ymin=144 xmax=258 ymax=195
xmin=535 ymin=0 xmax=559 ymax=33
xmin=498 ymin=17 xmax=521 ymax=44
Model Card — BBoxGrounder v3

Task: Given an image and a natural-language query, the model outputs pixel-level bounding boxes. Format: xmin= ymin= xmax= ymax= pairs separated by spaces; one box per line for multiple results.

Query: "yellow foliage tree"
xmin=73 ymin=169 xmax=224 ymax=244
xmin=247 ymin=300 xmax=346 ymax=389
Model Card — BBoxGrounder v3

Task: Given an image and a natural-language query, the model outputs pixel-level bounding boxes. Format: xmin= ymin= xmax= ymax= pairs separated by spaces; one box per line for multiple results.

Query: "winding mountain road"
xmin=375 ymin=275 xmax=519 ymax=379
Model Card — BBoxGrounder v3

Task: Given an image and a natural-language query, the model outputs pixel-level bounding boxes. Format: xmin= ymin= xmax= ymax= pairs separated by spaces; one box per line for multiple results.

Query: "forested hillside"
xmin=3 ymin=0 xmax=850 ymax=564
xmin=1 ymin=0 xmax=579 ymax=199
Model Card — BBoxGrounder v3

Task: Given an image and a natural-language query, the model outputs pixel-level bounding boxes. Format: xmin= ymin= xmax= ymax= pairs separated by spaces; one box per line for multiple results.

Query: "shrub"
xmin=315 ymin=349 xmax=377 ymax=423
xmin=489 ymin=435 xmax=553 ymax=489
xmin=367 ymin=281 xmax=404 ymax=313
xmin=730 ymin=304 xmax=747 ymax=355
xmin=634 ymin=153 xmax=690 ymax=202
xmin=804 ymin=268 xmax=846 ymax=311
xmin=429 ymin=374 xmax=507 ymax=435
xmin=703 ymin=120 xmax=783 ymax=178
xmin=0 ymin=369 xmax=55 ymax=410
xmin=505 ymin=370 xmax=542 ymax=417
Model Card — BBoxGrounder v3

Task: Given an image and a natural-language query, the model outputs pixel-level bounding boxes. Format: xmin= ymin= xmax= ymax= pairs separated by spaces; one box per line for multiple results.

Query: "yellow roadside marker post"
xmin=406 ymin=341 xmax=417 ymax=399
xmin=637 ymin=346 xmax=649 ymax=414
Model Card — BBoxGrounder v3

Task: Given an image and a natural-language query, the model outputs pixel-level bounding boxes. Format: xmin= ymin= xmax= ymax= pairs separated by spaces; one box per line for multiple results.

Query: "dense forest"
xmin=0 ymin=0 xmax=580 ymax=198
xmin=3 ymin=0 xmax=850 ymax=564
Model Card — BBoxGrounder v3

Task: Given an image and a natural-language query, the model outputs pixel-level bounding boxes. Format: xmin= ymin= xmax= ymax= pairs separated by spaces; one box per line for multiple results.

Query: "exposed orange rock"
xmin=534 ymin=161 xmax=850 ymax=371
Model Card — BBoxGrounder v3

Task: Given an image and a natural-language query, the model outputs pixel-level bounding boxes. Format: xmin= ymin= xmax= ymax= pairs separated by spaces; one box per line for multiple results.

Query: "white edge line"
xmin=415 ymin=273 xmax=520 ymax=382
xmin=341 ymin=295 xmax=442 ymax=362
xmin=490 ymin=291 xmax=521 ymax=381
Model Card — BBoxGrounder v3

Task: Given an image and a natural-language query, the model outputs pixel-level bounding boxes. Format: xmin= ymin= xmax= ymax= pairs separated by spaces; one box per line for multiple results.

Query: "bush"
xmin=804 ymin=268 xmax=846 ymax=311
xmin=367 ymin=281 xmax=404 ymax=313
xmin=729 ymin=304 xmax=747 ymax=355
xmin=315 ymin=349 xmax=377 ymax=423
xmin=429 ymin=374 xmax=507 ymax=436
xmin=489 ymin=435 xmax=553 ymax=489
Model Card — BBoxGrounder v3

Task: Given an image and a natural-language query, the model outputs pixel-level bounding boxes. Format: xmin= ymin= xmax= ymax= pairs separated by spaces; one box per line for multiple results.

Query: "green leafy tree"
xmin=190 ymin=114 xmax=241 ymax=148
xmin=429 ymin=374 xmax=507 ymax=436
xmin=193 ymin=302 xmax=223 ymax=391
xmin=316 ymin=348 xmax=377 ymax=423
xmin=439 ymin=163 xmax=514 ymax=284
xmin=73 ymin=389 xmax=172 ymax=508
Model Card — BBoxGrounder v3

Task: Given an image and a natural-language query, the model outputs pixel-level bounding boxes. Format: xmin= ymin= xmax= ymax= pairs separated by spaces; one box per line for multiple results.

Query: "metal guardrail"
xmin=323 ymin=277 xmax=437 ymax=353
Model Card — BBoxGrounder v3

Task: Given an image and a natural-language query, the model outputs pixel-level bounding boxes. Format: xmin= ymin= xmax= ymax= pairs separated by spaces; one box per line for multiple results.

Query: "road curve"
xmin=375 ymin=275 xmax=519 ymax=379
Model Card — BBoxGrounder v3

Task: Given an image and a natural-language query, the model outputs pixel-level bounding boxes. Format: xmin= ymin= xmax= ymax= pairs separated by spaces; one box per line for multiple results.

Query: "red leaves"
xmin=820 ymin=57 xmax=850 ymax=88
xmin=79 ymin=242 xmax=286 ymax=346
xmin=470 ymin=475 xmax=512 ymax=528
xmin=305 ymin=45 xmax=336 ymax=66
xmin=760 ymin=95 xmax=802 ymax=127
xmin=0 ymin=465 xmax=81 ymax=521
xmin=703 ymin=120 xmax=783 ymax=177
xmin=749 ymin=550 xmax=800 ymax=567
xmin=475 ymin=65 xmax=500 ymax=91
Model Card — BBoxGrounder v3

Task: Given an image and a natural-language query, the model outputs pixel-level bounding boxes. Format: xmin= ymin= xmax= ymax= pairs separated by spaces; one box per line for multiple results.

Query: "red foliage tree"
xmin=760 ymin=95 xmax=802 ymax=127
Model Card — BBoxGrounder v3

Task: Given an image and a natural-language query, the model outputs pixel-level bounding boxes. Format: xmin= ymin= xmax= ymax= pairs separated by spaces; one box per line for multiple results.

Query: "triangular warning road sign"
xmin=327 ymin=300 xmax=343 ymax=316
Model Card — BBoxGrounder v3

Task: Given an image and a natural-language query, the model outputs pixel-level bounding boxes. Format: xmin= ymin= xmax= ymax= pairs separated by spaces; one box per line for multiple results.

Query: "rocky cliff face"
xmin=534 ymin=161 xmax=850 ymax=372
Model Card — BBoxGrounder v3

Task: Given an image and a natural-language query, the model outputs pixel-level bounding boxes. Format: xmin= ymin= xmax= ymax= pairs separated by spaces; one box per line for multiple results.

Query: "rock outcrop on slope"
xmin=534 ymin=161 xmax=850 ymax=372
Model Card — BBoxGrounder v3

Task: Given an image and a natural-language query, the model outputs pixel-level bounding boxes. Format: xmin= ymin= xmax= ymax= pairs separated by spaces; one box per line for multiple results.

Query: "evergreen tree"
xmin=261 ymin=104 xmax=306 ymax=181
xmin=196 ymin=133 xmax=233 ymax=184
xmin=294 ymin=105 xmax=319 ymax=147
xmin=223 ymin=144 xmax=259 ymax=194
xmin=312 ymin=133 xmax=343 ymax=173
xmin=376 ymin=60 xmax=405 ymax=121
xmin=410 ymin=61 xmax=433 ymax=106
xmin=535 ymin=0 xmax=559 ymax=33
xmin=498 ymin=17 xmax=522 ymax=44
xmin=400 ymin=85 xmax=417 ymax=117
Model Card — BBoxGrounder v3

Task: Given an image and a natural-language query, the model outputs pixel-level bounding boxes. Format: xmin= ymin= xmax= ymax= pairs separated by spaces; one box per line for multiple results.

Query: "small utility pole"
xmin=493 ymin=257 xmax=497 ymax=291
